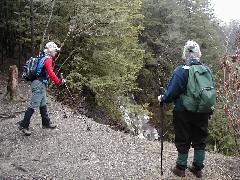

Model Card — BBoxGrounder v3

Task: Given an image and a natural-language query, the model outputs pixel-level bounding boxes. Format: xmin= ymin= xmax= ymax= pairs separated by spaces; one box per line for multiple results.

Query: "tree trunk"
xmin=30 ymin=0 xmax=35 ymax=56
xmin=6 ymin=65 xmax=18 ymax=100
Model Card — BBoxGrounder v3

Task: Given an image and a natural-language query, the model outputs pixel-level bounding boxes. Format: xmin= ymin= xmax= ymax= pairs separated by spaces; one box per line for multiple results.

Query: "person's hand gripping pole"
xmin=60 ymin=73 xmax=66 ymax=84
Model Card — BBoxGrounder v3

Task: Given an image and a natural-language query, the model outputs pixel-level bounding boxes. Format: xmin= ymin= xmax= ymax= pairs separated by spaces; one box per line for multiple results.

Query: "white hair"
xmin=182 ymin=40 xmax=202 ymax=63
xmin=43 ymin=48 xmax=55 ymax=53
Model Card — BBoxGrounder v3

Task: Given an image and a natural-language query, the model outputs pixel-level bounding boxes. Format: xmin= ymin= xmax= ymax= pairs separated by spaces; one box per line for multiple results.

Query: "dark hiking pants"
xmin=173 ymin=111 xmax=209 ymax=153
xmin=173 ymin=111 xmax=209 ymax=170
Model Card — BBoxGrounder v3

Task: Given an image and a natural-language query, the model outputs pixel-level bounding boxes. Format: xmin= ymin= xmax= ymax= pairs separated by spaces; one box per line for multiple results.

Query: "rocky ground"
xmin=0 ymin=74 xmax=240 ymax=179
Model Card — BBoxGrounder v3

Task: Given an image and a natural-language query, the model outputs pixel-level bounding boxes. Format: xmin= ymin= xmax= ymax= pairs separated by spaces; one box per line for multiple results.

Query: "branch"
xmin=55 ymin=31 xmax=71 ymax=62
xmin=33 ymin=0 xmax=54 ymax=14
xmin=39 ymin=0 xmax=56 ymax=52
xmin=56 ymin=49 xmax=76 ymax=74
xmin=215 ymin=164 xmax=233 ymax=180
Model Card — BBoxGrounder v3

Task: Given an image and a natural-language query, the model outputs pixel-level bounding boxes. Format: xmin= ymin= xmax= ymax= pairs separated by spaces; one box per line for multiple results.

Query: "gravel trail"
xmin=0 ymin=79 xmax=239 ymax=180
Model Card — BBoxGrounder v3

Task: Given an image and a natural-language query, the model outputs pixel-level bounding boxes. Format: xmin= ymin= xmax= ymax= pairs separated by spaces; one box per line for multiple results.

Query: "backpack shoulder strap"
xmin=182 ymin=65 xmax=190 ymax=70
xmin=190 ymin=64 xmax=207 ymax=74
xmin=36 ymin=55 xmax=49 ymax=75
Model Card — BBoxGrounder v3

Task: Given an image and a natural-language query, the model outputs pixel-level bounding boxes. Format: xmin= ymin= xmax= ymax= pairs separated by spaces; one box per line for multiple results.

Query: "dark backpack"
xmin=182 ymin=64 xmax=217 ymax=113
xmin=22 ymin=55 xmax=48 ymax=81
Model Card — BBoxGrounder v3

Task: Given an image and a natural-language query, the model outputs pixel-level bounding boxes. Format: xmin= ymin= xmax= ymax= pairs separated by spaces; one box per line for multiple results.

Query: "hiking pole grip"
xmin=60 ymin=72 xmax=64 ymax=79
xmin=60 ymin=73 xmax=66 ymax=84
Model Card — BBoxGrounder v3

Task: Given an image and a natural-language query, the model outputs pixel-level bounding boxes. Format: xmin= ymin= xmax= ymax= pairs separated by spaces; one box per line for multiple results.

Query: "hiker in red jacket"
xmin=19 ymin=41 xmax=64 ymax=136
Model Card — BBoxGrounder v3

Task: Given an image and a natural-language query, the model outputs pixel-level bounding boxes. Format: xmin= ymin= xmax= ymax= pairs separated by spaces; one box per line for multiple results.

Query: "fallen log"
xmin=0 ymin=110 xmax=25 ymax=119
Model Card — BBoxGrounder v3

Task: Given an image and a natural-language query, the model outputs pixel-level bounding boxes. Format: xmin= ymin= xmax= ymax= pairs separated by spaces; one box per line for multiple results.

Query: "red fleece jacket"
xmin=44 ymin=57 xmax=61 ymax=85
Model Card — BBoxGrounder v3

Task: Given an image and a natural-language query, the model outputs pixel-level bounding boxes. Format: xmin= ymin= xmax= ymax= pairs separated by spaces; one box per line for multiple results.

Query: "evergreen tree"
xmin=62 ymin=0 xmax=146 ymax=120
xmin=138 ymin=0 xmax=229 ymax=146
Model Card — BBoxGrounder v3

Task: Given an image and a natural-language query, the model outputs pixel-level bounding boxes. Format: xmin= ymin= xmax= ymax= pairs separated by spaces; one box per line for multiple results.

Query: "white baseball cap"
xmin=45 ymin=41 xmax=60 ymax=51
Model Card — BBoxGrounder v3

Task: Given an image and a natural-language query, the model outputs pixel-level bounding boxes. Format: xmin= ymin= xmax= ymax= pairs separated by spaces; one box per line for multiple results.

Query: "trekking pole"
xmin=60 ymin=73 xmax=75 ymax=102
xmin=160 ymin=101 xmax=164 ymax=175
xmin=57 ymin=73 xmax=68 ymax=118
xmin=157 ymin=60 xmax=165 ymax=175
xmin=59 ymin=73 xmax=91 ymax=129
xmin=60 ymin=73 xmax=83 ymax=111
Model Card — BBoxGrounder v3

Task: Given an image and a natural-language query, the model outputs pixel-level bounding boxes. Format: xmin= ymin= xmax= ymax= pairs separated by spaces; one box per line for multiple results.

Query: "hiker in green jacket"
xmin=158 ymin=40 xmax=214 ymax=178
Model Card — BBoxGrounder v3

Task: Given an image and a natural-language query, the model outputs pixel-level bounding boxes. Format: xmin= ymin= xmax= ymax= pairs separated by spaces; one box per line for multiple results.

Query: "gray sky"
xmin=210 ymin=0 xmax=240 ymax=23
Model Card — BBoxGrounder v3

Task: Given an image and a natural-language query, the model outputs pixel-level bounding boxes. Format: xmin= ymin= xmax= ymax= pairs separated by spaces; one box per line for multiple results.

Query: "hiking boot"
xmin=170 ymin=166 xmax=185 ymax=177
xmin=189 ymin=166 xmax=202 ymax=178
xmin=42 ymin=123 xmax=57 ymax=129
xmin=18 ymin=124 xmax=31 ymax=136
xmin=22 ymin=128 xmax=31 ymax=136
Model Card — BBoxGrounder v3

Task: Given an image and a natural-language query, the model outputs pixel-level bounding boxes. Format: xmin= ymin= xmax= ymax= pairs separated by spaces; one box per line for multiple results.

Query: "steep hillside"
xmin=0 ymin=75 xmax=239 ymax=179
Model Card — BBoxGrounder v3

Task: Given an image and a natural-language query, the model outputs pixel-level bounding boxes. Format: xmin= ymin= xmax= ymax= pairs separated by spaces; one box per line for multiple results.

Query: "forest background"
xmin=0 ymin=0 xmax=239 ymax=156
